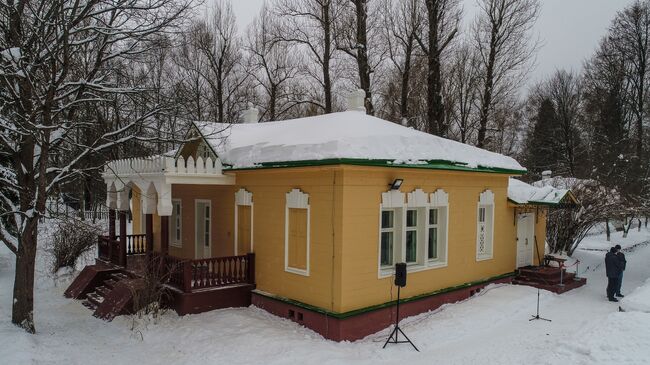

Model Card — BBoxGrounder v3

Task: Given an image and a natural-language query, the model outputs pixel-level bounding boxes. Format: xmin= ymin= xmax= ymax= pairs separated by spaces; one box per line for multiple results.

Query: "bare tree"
xmin=246 ymin=5 xmax=302 ymax=121
xmin=379 ymin=0 xmax=425 ymax=125
xmin=194 ymin=1 xmax=249 ymax=123
xmin=274 ymin=0 xmax=345 ymax=114
xmin=472 ymin=0 xmax=540 ymax=148
xmin=336 ymin=0 xmax=384 ymax=114
xmin=445 ymin=42 xmax=480 ymax=144
xmin=0 ymin=0 xmax=192 ymax=333
xmin=417 ymin=0 xmax=461 ymax=137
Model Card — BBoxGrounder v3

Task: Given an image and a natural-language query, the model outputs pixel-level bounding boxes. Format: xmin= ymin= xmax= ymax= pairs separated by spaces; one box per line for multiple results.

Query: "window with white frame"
xmin=428 ymin=189 xmax=449 ymax=265
xmin=170 ymin=200 xmax=182 ymax=247
xmin=379 ymin=189 xmax=449 ymax=276
xmin=285 ymin=189 xmax=310 ymax=276
xmin=379 ymin=190 xmax=405 ymax=272
xmin=380 ymin=210 xmax=395 ymax=267
xmin=476 ymin=190 xmax=495 ymax=260
xmin=428 ymin=209 xmax=439 ymax=260
xmin=405 ymin=209 xmax=418 ymax=264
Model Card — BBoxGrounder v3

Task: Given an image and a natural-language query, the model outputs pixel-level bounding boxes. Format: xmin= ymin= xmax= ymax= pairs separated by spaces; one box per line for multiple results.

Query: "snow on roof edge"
xmin=191 ymin=112 xmax=526 ymax=172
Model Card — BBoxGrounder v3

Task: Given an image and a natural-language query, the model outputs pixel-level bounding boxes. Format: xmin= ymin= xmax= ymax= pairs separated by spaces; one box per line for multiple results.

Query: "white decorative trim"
xmin=234 ymin=189 xmax=254 ymax=254
xmin=140 ymin=183 xmax=157 ymax=214
xmin=284 ymin=189 xmax=310 ymax=276
xmin=116 ymin=187 xmax=130 ymax=212
xmin=235 ymin=188 xmax=254 ymax=206
xmin=286 ymin=188 xmax=309 ymax=209
xmin=476 ymin=189 xmax=495 ymax=261
xmin=381 ymin=190 xmax=405 ymax=209
xmin=430 ymin=189 xmax=449 ymax=207
xmin=106 ymin=183 xmax=117 ymax=209
xmin=103 ymin=155 xmax=234 ymax=218
xmin=479 ymin=189 xmax=495 ymax=204
xmin=407 ymin=189 xmax=428 ymax=207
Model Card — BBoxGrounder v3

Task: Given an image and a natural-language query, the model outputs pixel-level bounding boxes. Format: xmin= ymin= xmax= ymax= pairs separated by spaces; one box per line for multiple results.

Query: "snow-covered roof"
xmin=508 ymin=178 xmax=574 ymax=206
xmin=193 ymin=111 xmax=525 ymax=172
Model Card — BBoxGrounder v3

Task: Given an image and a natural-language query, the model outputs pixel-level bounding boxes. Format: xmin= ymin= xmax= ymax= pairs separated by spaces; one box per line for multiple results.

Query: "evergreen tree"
xmin=525 ymin=98 xmax=560 ymax=175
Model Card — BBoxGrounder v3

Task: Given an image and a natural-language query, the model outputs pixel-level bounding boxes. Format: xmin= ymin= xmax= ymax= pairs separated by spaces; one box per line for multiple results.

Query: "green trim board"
xmin=227 ymin=158 xmax=526 ymax=175
xmin=252 ymin=272 xmax=516 ymax=319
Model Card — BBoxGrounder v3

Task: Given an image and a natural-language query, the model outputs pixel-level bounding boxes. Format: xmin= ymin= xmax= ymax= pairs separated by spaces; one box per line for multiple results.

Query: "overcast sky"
xmin=228 ymin=0 xmax=634 ymax=89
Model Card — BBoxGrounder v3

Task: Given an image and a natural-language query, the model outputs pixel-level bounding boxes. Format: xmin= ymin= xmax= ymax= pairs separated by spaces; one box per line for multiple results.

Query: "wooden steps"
xmin=513 ymin=266 xmax=587 ymax=294
xmin=74 ymin=269 xmax=141 ymax=320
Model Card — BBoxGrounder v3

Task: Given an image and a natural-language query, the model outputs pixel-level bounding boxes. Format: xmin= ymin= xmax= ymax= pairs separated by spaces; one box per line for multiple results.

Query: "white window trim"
xmin=234 ymin=188 xmax=254 ymax=254
xmin=427 ymin=189 xmax=449 ymax=269
xmin=476 ymin=189 xmax=495 ymax=261
xmin=378 ymin=190 xmax=405 ymax=278
xmin=170 ymin=199 xmax=182 ymax=248
xmin=378 ymin=189 xmax=450 ymax=278
xmin=284 ymin=189 xmax=310 ymax=276
xmin=194 ymin=199 xmax=212 ymax=259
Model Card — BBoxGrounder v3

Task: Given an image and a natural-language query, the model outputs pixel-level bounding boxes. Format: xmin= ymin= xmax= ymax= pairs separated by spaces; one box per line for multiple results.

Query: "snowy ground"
xmin=1 ymin=224 xmax=650 ymax=365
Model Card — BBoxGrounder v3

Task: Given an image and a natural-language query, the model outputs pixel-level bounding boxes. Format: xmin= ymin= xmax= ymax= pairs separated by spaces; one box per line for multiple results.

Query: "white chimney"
xmin=346 ymin=89 xmax=366 ymax=112
xmin=242 ymin=103 xmax=259 ymax=123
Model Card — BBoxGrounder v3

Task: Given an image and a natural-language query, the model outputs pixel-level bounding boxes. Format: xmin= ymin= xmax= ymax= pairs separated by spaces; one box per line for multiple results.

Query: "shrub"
xmin=50 ymin=219 xmax=101 ymax=273
xmin=130 ymin=254 xmax=176 ymax=319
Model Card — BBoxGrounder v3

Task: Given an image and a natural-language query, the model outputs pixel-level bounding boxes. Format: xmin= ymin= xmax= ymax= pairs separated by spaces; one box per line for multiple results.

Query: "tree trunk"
xmin=12 ymin=220 xmax=38 ymax=333
xmin=269 ymin=85 xmax=277 ymax=121
xmin=425 ymin=0 xmax=445 ymax=136
xmin=353 ymin=0 xmax=373 ymax=115
xmin=399 ymin=37 xmax=414 ymax=124
xmin=606 ymin=218 xmax=611 ymax=241
xmin=477 ymin=27 xmax=498 ymax=148
xmin=323 ymin=3 xmax=333 ymax=114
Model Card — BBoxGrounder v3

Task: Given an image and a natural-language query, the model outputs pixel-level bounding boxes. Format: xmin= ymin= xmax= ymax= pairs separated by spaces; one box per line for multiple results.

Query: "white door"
xmin=195 ymin=200 xmax=212 ymax=259
xmin=516 ymin=213 xmax=534 ymax=268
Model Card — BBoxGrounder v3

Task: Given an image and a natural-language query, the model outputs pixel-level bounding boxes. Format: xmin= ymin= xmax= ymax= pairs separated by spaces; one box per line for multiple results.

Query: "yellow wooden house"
xmin=69 ymin=91 xmax=577 ymax=341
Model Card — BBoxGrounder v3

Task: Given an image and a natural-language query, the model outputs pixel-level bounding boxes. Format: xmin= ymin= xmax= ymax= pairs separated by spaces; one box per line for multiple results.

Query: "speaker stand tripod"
xmin=383 ymin=286 xmax=419 ymax=351
xmin=529 ymin=288 xmax=551 ymax=322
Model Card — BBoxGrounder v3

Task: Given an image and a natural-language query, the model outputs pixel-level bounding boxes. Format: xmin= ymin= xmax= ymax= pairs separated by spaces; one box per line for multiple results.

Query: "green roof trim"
xmin=252 ymin=271 xmax=516 ymax=319
xmin=226 ymin=158 xmax=526 ymax=175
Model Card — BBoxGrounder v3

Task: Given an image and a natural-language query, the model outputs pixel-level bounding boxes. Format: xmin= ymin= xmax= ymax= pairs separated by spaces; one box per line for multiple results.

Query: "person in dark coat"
xmin=605 ymin=247 xmax=622 ymax=302
xmin=615 ymin=244 xmax=626 ymax=297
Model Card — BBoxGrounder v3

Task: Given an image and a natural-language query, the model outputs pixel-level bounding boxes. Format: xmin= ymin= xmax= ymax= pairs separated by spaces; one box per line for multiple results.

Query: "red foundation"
xmin=252 ymin=275 xmax=513 ymax=342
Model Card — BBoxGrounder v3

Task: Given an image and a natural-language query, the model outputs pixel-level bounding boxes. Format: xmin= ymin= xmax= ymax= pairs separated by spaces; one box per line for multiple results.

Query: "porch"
xmin=66 ymin=231 xmax=256 ymax=319
xmin=65 ymin=154 xmax=256 ymax=318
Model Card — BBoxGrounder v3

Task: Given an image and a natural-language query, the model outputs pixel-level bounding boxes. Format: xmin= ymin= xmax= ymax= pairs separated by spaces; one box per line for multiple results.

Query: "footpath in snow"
xmin=1 ymin=226 xmax=650 ymax=365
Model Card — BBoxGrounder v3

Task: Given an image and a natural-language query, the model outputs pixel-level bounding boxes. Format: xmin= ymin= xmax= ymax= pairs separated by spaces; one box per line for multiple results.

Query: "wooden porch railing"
xmin=159 ymin=253 xmax=255 ymax=293
xmin=98 ymin=234 xmax=149 ymax=266
xmin=125 ymin=234 xmax=147 ymax=255
xmin=97 ymin=235 xmax=120 ymax=265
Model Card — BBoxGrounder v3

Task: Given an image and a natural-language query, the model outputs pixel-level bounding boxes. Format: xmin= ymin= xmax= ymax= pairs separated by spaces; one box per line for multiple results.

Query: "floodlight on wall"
xmin=389 ymin=179 xmax=403 ymax=190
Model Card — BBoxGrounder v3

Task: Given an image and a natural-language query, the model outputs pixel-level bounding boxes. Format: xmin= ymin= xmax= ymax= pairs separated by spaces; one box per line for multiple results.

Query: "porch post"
xmin=145 ymin=214 xmax=153 ymax=253
xmin=247 ymin=252 xmax=255 ymax=285
xmin=160 ymin=216 xmax=169 ymax=255
xmin=108 ymin=209 xmax=116 ymax=240
xmin=119 ymin=211 xmax=127 ymax=266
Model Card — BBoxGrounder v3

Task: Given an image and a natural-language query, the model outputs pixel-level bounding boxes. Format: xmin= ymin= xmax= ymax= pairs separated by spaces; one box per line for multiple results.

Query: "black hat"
xmin=610 ymin=247 xmax=617 ymax=253
xmin=615 ymin=244 xmax=622 ymax=250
